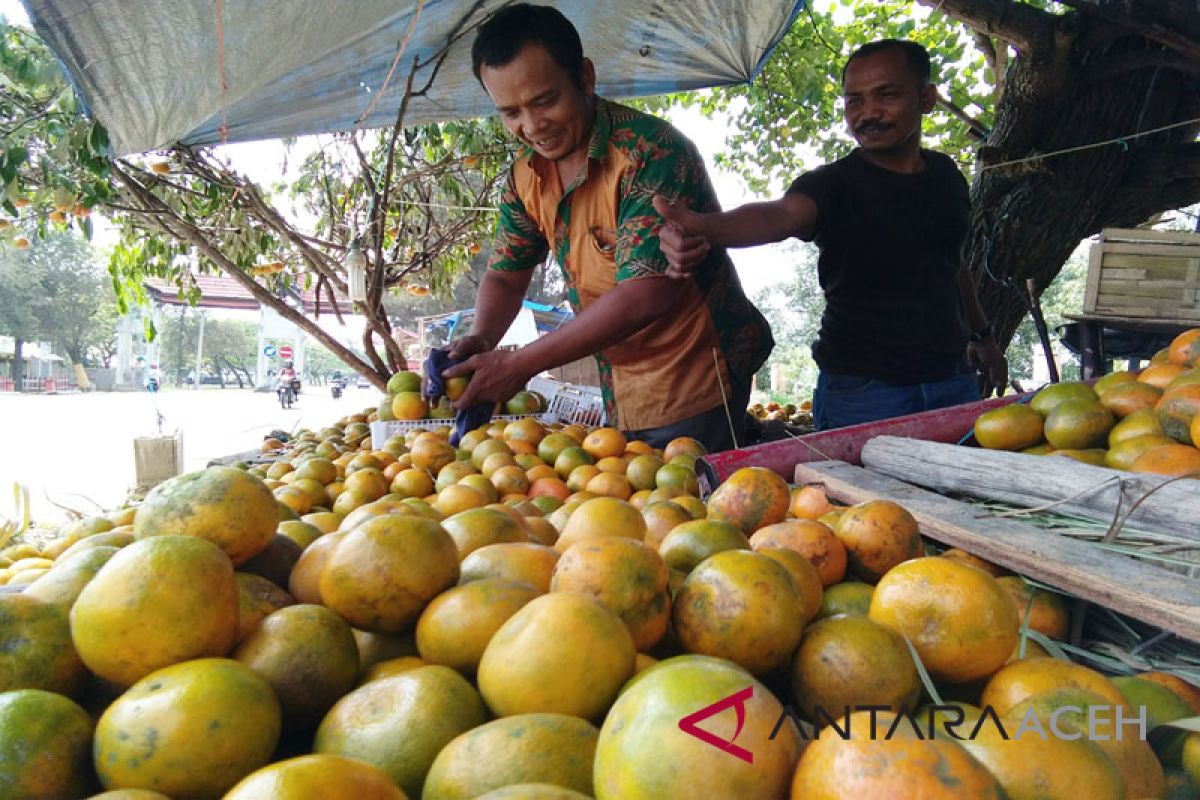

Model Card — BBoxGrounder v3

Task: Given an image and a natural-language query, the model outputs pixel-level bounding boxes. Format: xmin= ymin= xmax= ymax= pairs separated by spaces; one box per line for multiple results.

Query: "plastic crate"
xmin=369 ymin=415 xmax=537 ymax=446
xmin=542 ymin=385 xmax=605 ymax=427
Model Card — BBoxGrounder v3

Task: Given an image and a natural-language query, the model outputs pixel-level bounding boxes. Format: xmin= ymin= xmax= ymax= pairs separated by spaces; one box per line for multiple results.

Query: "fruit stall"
xmin=3 ymin=326 xmax=1200 ymax=799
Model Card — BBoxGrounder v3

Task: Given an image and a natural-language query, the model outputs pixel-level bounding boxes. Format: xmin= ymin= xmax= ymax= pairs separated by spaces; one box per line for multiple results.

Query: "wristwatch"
xmin=969 ymin=322 xmax=994 ymax=343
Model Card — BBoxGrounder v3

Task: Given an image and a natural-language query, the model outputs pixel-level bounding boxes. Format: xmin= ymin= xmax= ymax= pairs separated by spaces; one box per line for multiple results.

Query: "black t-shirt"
xmin=787 ymin=149 xmax=970 ymax=384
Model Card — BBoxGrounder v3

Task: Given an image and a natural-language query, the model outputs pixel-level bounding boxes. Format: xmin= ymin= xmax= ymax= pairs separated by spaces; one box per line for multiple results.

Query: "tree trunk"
xmin=923 ymin=0 xmax=1200 ymax=346
xmin=12 ymin=337 xmax=24 ymax=393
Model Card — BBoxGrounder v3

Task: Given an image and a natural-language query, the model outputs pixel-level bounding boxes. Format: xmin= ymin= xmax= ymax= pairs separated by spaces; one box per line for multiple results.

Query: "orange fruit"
xmin=343 ymin=468 xmax=390 ymax=502
xmin=869 ymin=556 xmax=1019 ymax=683
xmin=410 ymin=436 xmax=457 ymax=473
xmin=0 ymin=689 xmax=95 ymax=800
xmin=472 ymin=438 xmax=514 ymax=470
xmin=626 ymin=454 xmax=664 ymax=492
xmin=756 ymin=546 xmax=823 ymax=625
xmin=235 ymin=572 xmax=295 ymax=643
xmin=94 ymin=658 xmax=281 ymax=798
xmin=833 ymin=500 xmax=924 ymax=583
xmin=582 ymin=427 xmax=627 ymax=460
xmin=1108 ymin=407 xmax=1166 ymax=446
xmin=1094 ymin=370 xmax=1138 ymax=395
xmin=673 ymin=550 xmax=805 ymax=674
xmin=1099 ymin=380 xmax=1163 ymax=417
xmin=939 ymin=547 xmax=1007 ymax=576
xmin=1140 ymin=362 xmax=1188 ymax=388
xmin=657 ymin=518 xmax=750 ymax=573
xmin=440 ymin=507 xmax=528 ymax=559
xmin=586 ymin=470 xmax=633 ymax=500
xmin=1139 ymin=671 xmax=1200 ymax=714
xmin=980 ymin=656 xmax=1130 ymax=715
xmin=477 ymin=592 xmax=635 ymax=720
xmin=750 ymin=519 xmax=847 ymax=587
xmin=957 ymin=713 xmax=1123 ymax=800
xmin=791 ymin=709 xmax=1004 ymax=799
xmin=232 ymin=603 xmax=359 ymax=729
xmin=995 ymin=575 xmax=1069 ymax=640
xmin=391 ymin=391 xmax=428 ymax=420
xmin=974 ymin=403 xmax=1045 ymax=450
xmin=320 ymin=515 xmax=460 ymax=633
xmin=705 ymin=466 xmax=790 ymax=535
xmin=555 ymin=496 xmax=647 ymax=553
xmin=1157 ymin=384 xmax=1200 ymax=444
xmin=662 ymin=436 xmax=706 ymax=462
xmin=815 ymin=580 xmax=874 ymax=620
xmin=653 ymin=463 xmax=700 ymax=495
xmin=789 ymin=615 xmax=921 ymax=721
xmin=594 ymin=654 xmax=800 ymax=800
xmin=133 ymin=466 xmax=278 ymax=565
xmin=288 ymin=530 xmax=346 ymax=603
xmin=640 ymin=500 xmax=693 ymax=550
xmin=390 ymin=468 xmax=435 ymax=499
xmin=363 ymin=655 xmax=429 ymax=683
xmin=315 ymin=665 xmax=488 ymax=797
xmin=789 ymin=484 xmax=835 ymax=520
xmin=566 ymin=464 xmax=601 ymax=493
xmin=415 ymin=578 xmax=541 ymax=674
xmin=1043 ymin=398 xmax=1114 ymax=450
xmin=225 ymin=754 xmax=406 ymax=800
xmin=1169 ymin=328 xmax=1200 ymax=366
xmin=1130 ymin=443 xmax=1200 ymax=478
xmin=491 ymin=464 xmax=532 ymax=496
xmin=1031 ymin=381 xmax=1098 ymax=416
xmin=551 ymin=537 xmax=671 ymax=650
xmin=70 ymin=535 xmax=238 ymax=687
xmin=424 ymin=713 xmax=599 ymax=799
xmin=433 ymin=484 xmax=490 ymax=516
xmin=480 ymin=451 xmax=518 ymax=477
xmin=504 ymin=417 xmax=547 ymax=446
xmin=22 ymin=545 xmax=119 ymax=609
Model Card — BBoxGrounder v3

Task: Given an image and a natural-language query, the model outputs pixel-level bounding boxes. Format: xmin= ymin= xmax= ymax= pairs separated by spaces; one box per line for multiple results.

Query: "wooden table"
xmin=1062 ymin=313 xmax=1190 ymax=379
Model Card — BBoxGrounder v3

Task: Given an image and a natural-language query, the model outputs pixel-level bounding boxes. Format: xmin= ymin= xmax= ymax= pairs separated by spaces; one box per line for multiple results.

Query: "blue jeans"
xmin=812 ymin=367 xmax=981 ymax=431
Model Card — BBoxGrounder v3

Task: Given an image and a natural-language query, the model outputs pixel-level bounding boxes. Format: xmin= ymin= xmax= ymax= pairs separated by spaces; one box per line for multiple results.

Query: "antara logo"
xmin=676 ymin=685 xmax=755 ymax=764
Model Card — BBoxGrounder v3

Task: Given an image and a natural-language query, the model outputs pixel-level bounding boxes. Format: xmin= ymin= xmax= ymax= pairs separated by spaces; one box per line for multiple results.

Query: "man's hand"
xmin=447 ymin=334 xmax=493 ymax=362
xmin=652 ymin=195 xmax=710 ymax=280
xmin=968 ymin=339 xmax=1009 ymax=398
xmin=443 ymin=348 xmax=531 ymax=411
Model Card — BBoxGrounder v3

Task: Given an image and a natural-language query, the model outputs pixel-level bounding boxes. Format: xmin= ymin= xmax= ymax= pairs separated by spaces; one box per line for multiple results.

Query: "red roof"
xmin=144 ymin=274 xmax=351 ymax=314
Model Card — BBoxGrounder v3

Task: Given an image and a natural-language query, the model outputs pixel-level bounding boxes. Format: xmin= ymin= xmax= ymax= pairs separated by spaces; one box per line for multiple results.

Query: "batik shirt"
xmin=488 ymin=98 xmax=773 ymax=430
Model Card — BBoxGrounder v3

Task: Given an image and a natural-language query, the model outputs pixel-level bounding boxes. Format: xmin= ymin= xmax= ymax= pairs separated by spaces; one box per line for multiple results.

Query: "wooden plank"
xmin=794 ymin=460 xmax=1200 ymax=643
xmin=1098 ymin=267 xmax=1149 ymax=279
xmin=1102 ymin=227 xmax=1200 ymax=245
xmin=1102 ymin=255 xmax=1195 ymax=273
xmin=858 ymin=436 xmax=1200 ymax=543
xmin=1098 ymin=281 xmax=1194 ymax=299
xmin=1104 ymin=243 xmax=1200 ymax=258
xmin=1083 ymin=241 xmax=1103 ymax=313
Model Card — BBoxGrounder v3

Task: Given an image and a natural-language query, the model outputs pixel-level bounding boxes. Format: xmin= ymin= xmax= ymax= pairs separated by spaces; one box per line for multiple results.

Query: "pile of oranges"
xmin=975 ymin=326 xmax=1200 ymax=477
xmin=1 ymin=406 xmax=1199 ymax=798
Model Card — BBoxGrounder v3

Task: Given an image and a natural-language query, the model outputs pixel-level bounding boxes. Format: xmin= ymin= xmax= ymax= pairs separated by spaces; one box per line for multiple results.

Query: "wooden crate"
xmin=1082 ymin=227 xmax=1200 ymax=322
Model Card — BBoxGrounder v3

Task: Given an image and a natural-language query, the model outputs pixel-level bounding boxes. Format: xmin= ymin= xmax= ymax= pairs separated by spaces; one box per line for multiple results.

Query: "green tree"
xmin=157 ymin=309 xmax=258 ymax=388
xmin=674 ymin=0 xmax=1200 ymax=346
xmin=1 ymin=20 xmax=510 ymax=390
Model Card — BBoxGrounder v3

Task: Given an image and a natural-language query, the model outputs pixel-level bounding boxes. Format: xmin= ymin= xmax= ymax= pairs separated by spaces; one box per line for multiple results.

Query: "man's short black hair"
xmin=471 ymin=3 xmax=585 ymax=87
xmin=842 ymin=40 xmax=931 ymax=87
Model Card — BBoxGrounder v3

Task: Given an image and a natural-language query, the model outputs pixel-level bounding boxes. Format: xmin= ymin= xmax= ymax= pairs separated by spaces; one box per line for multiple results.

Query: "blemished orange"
xmin=705 ymin=466 xmax=790 ymax=534
xmin=554 ymin=496 xmax=647 ymax=552
xmin=70 ymin=535 xmax=238 ymax=687
xmin=869 ymin=556 xmax=1020 ymax=684
xmin=224 ymin=754 xmax=407 ymax=800
xmin=94 ymin=658 xmax=281 ymax=798
xmin=939 ymin=547 xmax=1007 ymax=577
xmin=550 ymin=537 xmax=670 ymax=650
xmin=792 ymin=710 xmax=1003 ymax=799
xmin=834 ymin=500 xmax=924 ymax=582
xmin=319 ymin=515 xmax=459 ymax=633
xmin=1139 ymin=362 xmax=1188 ymax=389
xmin=1129 ymin=443 xmax=1200 ymax=478
xmin=0 ymin=689 xmax=95 ymax=800
xmin=789 ymin=615 xmax=921 ymax=722
xmin=673 ymin=550 xmax=805 ymax=674
xmin=980 ymin=657 xmax=1130 ymax=715
xmin=750 ymin=519 xmax=847 ymax=587
xmin=662 ymin=436 xmax=706 ymax=462
xmin=641 ymin=500 xmax=694 ymax=550
xmin=995 ymin=575 xmax=1069 ymax=640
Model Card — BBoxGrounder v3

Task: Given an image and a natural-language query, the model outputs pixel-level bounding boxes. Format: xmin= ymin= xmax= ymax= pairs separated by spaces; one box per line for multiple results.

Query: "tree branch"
xmin=1055 ymin=0 xmax=1200 ymax=61
xmin=1086 ymin=49 xmax=1200 ymax=84
xmin=917 ymin=0 xmax=1054 ymax=54
xmin=937 ymin=94 xmax=991 ymax=140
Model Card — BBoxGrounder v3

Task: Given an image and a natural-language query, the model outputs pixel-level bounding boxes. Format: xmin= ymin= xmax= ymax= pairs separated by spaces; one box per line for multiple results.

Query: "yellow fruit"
xmin=70 ymin=535 xmax=237 ymax=686
xmin=315 ymin=664 xmax=487 ymax=797
xmin=416 ymin=579 xmax=541 ymax=674
xmin=94 ymin=658 xmax=281 ymax=798
xmin=0 ymin=689 xmax=95 ymax=800
xmin=225 ymin=754 xmax=407 ymax=800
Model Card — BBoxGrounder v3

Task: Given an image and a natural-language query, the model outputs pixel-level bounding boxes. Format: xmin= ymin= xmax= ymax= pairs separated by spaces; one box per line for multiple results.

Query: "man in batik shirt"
xmin=444 ymin=3 xmax=772 ymax=452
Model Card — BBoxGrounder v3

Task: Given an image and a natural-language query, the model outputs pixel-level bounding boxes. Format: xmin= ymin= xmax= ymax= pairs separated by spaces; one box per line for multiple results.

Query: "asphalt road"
xmin=0 ymin=382 xmax=383 ymax=526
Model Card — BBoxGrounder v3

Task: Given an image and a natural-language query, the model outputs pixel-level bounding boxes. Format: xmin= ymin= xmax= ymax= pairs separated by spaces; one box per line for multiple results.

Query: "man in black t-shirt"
xmin=655 ymin=40 xmax=1008 ymax=430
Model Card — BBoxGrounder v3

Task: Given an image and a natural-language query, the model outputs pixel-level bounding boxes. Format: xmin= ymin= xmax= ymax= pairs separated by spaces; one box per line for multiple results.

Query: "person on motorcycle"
xmin=277 ymin=362 xmax=298 ymax=407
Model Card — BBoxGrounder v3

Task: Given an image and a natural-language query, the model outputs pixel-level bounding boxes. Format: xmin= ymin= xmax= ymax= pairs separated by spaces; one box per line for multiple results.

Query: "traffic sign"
xmin=262 ymin=344 xmax=277 ymax=357
xmin=278 ymin=345 xmax=294 ymax=360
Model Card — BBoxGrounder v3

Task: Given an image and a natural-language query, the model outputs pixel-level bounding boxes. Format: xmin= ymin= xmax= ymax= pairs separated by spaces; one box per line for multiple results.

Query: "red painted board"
xmin=696 ymin=393 xmax=1029 ymax=493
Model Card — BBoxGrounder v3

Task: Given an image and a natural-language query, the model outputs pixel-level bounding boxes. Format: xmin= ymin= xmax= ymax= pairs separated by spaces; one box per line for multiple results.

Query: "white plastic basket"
xmin=542 ymin=385 xmax=606 ymax=427
xmin=369 ymin=415 xmax=536 ymax=446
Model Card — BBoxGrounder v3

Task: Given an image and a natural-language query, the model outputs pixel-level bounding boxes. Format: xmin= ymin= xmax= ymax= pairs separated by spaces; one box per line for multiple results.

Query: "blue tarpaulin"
xmin=20 ymin=0 xmax=805 ymax=156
